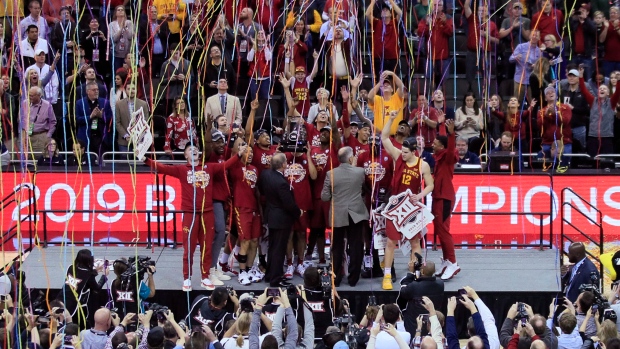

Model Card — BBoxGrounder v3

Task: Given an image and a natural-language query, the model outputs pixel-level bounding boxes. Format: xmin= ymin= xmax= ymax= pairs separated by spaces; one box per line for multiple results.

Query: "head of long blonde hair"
xmin=235 ymin=312 xmax=252 ymax=347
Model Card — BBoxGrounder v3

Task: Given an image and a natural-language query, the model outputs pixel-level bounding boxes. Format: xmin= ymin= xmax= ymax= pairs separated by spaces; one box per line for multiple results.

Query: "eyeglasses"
xmin=513 ymin=6 xmax=522 ymax=9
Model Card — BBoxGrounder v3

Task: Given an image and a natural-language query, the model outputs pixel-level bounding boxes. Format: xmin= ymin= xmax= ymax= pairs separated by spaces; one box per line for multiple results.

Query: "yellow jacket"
xmin=153 ymin=0 xmax=186 ymax=34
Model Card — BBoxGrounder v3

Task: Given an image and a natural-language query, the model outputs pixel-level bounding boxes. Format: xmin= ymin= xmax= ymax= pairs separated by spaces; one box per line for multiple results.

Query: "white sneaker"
xmin=209 ymin=273 xmax=224 ymax=286
xmin=440 ymin=261 xmax=461 ymax=281
xmin=285 ymin=265 xmax=294 ymax=279
xmin=201 ymin=277 xmax=215 ymax=290
xmin=435 ymin=258 xmax=448 ymax=277
xmin=238 ymin=271 xmax=252 ymax=286
xmin=302 ymin=260 xmax=314 ymax=268
xmin=295 ymin=263 xmax=306 ymax=277
xmin=249 ymin=266 xmax=265 ymax=283
xmin=182 ymin=279 xmax=192 ymax=292
xmin=211 ymin=267 xmax=231 ymax=281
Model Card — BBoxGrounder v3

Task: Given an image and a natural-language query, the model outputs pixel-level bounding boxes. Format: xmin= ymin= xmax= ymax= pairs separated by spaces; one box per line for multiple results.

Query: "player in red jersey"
xmin=142 ymin=143 xmax=247 ymax=292
xmin=244 ymin=99 xmax=278 ymax=177
xmin=379 ymin=110 xmax=434 ymax=290
xmin=306 ymin=112 xmax=341 ymax=264
xmin=228 ymin=146 xmax=262 ymax=286
xmin=284 ymin=148 xmax=317 ymax=278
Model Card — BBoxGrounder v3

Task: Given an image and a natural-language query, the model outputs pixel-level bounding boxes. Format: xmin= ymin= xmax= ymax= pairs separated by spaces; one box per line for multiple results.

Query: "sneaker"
xmin=182 ymin=279 xmax=192 ymax=292
xmin=249 ymin=266 xmax=265 ymax=283
xmin=209 ymin=274 xmax=224 ymax=286
xmin=219 ymin=261 xmax=239 ymax=276
xmin=440 ymin=261 xmax=461 ymax=281
xmin=382 ymin=274 xmax=393 ymax=290
xmin=284 ymin=265 xmax=294 ymax=279
xmin=302 ymin=260 xmax=314 ymax=268
xmin=435 ymin=258 xmax=448 ymax=277
xmin=211 ymin=267 xmax=231 ymax=281
xmin=557 ymin=166 xmax=568 ymax=173
xmin=238 ymin=271 xmax=252 ymax=286
xmin=201 ymin=278 xmax=215 ymax=290
xmin=295 ymin=263 xmax=306 ymax=277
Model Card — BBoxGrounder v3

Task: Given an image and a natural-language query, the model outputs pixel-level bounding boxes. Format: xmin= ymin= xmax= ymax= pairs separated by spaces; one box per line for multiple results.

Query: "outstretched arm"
xmin=380 ymin=110 xmax=402 ymax=161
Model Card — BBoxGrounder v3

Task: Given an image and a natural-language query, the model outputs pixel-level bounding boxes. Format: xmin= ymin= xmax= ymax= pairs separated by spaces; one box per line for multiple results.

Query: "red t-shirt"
xmin=532 ymin=9 xmax=564 ymax=42
xmin=356 ymin=148 xmax=394 ymax=190
xmin=251 ymin=144 xmax=278 ymax=177
xmin=284 ymin=153 xmax=313 ymax=210
xmin=372 ymin=18 xmax=399 ymax=60
xmin=310 ymin=145 xmax=338 ymax=199
xmin=345 ymin=134 xmax=370 ymax=156
xmin=409 ymin=107 xmax=439 ymax=148
xmin=229 ymin=161 xmax=258 ymax=210
xmin=391 ymin=157 xmax=422 ymax=195
xmin=206 ymin=152 xmax=230 ymax=202
xmin=466 ymin=16 xmax=498 ymax=52
xmin=390 ymin=136 xmax=403 ymax=150
xmin=306 ymin=122 xmax=322 ymax=147
xmin=145 ymin=156 xmax=238 ymax=212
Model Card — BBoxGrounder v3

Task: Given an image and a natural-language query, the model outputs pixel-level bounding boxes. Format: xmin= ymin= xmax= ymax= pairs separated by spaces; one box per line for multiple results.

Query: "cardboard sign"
xmin=127 ymin=107 xmax=153 ymax=160
xmin=382 ymin=189 xmax=434 ymax=239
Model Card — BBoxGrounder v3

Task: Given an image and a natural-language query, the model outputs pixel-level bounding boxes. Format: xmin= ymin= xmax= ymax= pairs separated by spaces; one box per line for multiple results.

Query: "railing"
xmin=7 ymin=151 xmax=100 ymax=166
xmin=100 ymin=151 xmax=190 ymax=166
xmin=0 ymin=184 xmax=36 ymax=252
xmin=560 ymin=188 xmax=604 ymax=287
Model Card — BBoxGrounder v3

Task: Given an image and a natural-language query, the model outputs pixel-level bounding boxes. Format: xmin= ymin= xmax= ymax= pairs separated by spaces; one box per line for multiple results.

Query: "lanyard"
xmin=30 ymin=104 xmax=43 ymax=124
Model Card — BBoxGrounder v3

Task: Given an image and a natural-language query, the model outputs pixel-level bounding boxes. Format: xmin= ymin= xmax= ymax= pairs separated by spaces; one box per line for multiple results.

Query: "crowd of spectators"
xmin=1 ymin=0 xmax=620 ymax=171
xmin=0 ymin=242 xmax=618 ymax=349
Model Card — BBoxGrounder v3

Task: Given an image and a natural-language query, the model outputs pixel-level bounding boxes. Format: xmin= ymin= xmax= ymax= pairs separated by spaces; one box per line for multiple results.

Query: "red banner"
xmin=1 ymin=172 xmax=618 ymax=251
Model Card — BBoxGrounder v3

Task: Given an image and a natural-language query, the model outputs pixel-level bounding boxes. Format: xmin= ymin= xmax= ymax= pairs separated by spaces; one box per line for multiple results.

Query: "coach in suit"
xmin=115 ymin=83 xmax=150 ymax=152
xmin=204 ymin=78 xmax=242 ymax=126
xmin=321 ymin=146 xmax=369 ymax=287
xmin=562 ymin=242 xmax=600 ymax=302
xmin=258 ymin=153 xmax=301 ymax=287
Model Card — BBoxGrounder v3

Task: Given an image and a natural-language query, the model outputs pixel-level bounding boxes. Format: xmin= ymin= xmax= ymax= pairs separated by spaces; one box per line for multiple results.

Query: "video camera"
xmin=278 ymin=121 xmax=307 ymax=153
xmin=334 ymin=304 xmax=358 ymax=349
xmin=578 ymin=272 xmax=610 ymax=309
xmin=148 ymin=303 xmax=169 ymax=321
xmin=120 ymin=256 xmax=156 ymax=283
xmin=319 ymin=266 xmax=332 ymax=299
xmin=411 ymin=252 xmax=423 ymax=279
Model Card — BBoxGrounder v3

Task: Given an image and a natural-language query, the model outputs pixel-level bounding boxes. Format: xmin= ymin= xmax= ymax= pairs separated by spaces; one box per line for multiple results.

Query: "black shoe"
xmin=361 ymin=268 xmax=372 ymax=279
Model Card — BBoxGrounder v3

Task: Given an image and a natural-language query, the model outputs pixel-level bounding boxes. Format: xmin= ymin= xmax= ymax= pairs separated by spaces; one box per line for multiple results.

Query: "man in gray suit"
xmin=115 ymin=83 xmax=149 ymax=152
xmin=321 ymin=146 xmax=369 ymax=287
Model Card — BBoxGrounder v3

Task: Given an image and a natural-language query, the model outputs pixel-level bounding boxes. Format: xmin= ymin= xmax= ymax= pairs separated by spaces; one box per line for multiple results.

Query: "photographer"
xmin=59 ymin=249 xmax=108 ymax=328
xmin=500 ymin=302 xmax=556 ymax=349
xmin=504 ymin=322 xmax=540 ymax=349
xmin=579 ymin=307 xmax=605 ymax=349
xmin=251 ymin=288 xmax=298 ymax=349
xmin=111 ymin=258 xmax=157 ymax=318
xmin=547 ymin=299 xmax=582 ymax=349
xmin=303 ymin=267 xmax=339 ymax=339
xmin=463 ymin=287 xmax=499 ymax=349
xmin=367 ymin=323 xmax=409 ymax=349
xmin=446 ymin=296 xmax=488 ymax=349
xmin=397 ymin=261 xmax=444 ymax=334
xmin=187 ymin=287 xmax=237 ymax=338
xmin=373 ymin=304 xmax=410 ymax=349
xmin=411 ymin=297 xmax=444 ymax=349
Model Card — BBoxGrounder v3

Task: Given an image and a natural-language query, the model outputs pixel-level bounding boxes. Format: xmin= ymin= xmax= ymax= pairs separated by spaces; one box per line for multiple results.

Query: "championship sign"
xmin=127 ymin=107 xmax=153 ymax=160
xmin=381 ymin=189 xmax=434 ymax=239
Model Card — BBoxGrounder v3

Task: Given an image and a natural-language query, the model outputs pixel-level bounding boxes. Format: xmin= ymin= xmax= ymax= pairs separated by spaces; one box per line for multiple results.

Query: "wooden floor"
xmin=21 ymin=246 xmax=560 ymax=293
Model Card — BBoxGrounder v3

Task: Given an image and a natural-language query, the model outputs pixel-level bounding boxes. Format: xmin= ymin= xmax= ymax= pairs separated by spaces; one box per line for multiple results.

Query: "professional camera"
xmin=239 ymin=298 xmax=255 ymax=313
xmin=121 ymin=256 xmax=156 ymax=283
xmin=279 ymin=121 xmax=307 ymax=153
xmin=334 ymin=303 xmax=358 ymax=349
xmin=578 ymin=272 xmax=610 ymax=309
xmin=148 ymin=303 xmax=169 ymax=321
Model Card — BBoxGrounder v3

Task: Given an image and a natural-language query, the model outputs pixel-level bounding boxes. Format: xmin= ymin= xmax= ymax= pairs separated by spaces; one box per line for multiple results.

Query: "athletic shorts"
xmin=234 ymin=207 xmax=261 ymax=240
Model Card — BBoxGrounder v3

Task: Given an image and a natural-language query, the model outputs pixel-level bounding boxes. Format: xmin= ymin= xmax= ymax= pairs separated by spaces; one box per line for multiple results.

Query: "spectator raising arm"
xmin=464 ymin=286 xmax=499 ymax=349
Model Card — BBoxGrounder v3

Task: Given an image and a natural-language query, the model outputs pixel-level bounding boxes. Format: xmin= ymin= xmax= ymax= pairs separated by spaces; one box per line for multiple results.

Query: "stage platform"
xmin=22 ymin=246 xmax=560 ymax=293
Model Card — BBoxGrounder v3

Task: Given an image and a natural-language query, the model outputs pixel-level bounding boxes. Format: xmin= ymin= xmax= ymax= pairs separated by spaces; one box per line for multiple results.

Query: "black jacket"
xmin=258 ymin=169 xmax=301 ymax=229
xmin=562 ymin=257 xmax=600 ymax=303
xmin=569 ymin=17 xmax=596 ymax=58
xmin=139 ymin=18 xmax=170 ymax=55
xmin=559 ymin=81 xmax=590 ymax=129
xmin=397 ymin=273 xmax=445 ymax=334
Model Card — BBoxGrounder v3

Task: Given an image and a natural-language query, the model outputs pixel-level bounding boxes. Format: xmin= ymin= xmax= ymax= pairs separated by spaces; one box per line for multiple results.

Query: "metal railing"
xmin=560 ymin=187 xmax=604 ymax=286
xmin=7 ymin=151 xmax=100 ymax=166
xmin=100 ymin=151 xmax=190 ymax=166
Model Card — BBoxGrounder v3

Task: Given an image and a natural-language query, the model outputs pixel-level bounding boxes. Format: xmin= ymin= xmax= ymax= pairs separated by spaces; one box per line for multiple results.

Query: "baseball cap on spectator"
xmin=567 ymin=69 xmax=580 ymax=77
xmin=295 ymin=66 xmax=305 ymax=73
xmin=147 ymin=326 xmax=165 ymax=347
xmin=254 ymin=129 xmax=268 ymax=139
xmin=211 ymin=130 xmax=225 ymax=142
xmin=0 ymin=274 xmax=11 ymax=295
xmin=35 ymin=49 xmax=46 ymax=56
xmin=398 ymin=120 xmax=411 ymax=127
xmin=320 ymin=125 xmax=332 ymax=132
xmin=360 ymin=122 xmax=371 ymax=129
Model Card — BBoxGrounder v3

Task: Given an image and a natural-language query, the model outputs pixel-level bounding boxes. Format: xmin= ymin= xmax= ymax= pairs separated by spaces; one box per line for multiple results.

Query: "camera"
xmin=226 ymin=285 xmax=235 ymax=296
xmin=604 ymin=309 xmax=617 ymax=322
xmin=320 ymin=266 xmax=332 ymax=298
xmin=457 ymin=289 xmax=467 ymax=301
xmin=148 ymin=303 xmax=169 ymax=321
xmin=287 ymin=285 xmax=298 ymax=297
xmin=279 ymin=121 xmax=307 ymax=153
xmin=120 ymin=256 xmax=156 ymax=285
xmin=368 ymin=296 xmax=376 ymax=307
xmin=578 ymin=272 xmax=610 ymax=309
xmin=64 ymin=335 xmax=73 ymax=346
xmin=516 ymin=303 xmax=529 ymax=327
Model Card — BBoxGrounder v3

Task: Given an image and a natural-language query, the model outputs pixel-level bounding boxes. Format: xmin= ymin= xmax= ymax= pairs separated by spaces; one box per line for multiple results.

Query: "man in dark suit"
xmin=562 ymin=242 xmax=600 ymax=302
xmin=139 ymin=6 xmax=169 ymax=78
xmin=258 ymin=152 xmax=301 ymax=287
xmin=75 ymin=82 xmax=113 ymax=156
xmin=321 ymin=146 xmax=368 ymax=287
xmin=397 ymin=261 xmax=445 ymax=334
